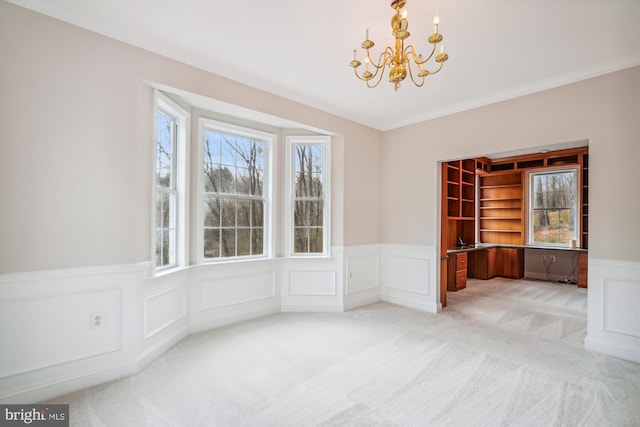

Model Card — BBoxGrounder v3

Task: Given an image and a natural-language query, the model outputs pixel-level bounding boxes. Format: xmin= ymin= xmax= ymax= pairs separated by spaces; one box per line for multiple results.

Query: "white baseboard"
xmin=381 ymin=292 xmax=439 ymax=314
xmin=584 ymin=336 xmax=640 ymax=364
xmin=281 ymin=302 xmax=345 ymax=312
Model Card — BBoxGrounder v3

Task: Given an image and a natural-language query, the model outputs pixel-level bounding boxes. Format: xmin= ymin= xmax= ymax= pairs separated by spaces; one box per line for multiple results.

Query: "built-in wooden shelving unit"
xmin=581 ymin=152 xmax=589 ymax=249
xmin=478 ymin=172 xmax=525 ymax=245
xmin=445 ymin=159 xmax=475 ymax=219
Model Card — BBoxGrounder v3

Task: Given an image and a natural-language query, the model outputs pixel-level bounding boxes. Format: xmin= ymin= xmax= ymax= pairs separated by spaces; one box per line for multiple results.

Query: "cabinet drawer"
xmin=456 ymin=253 xmax=467 ymax=271
xmin=455 ymin=270 xmax=467 ymax=290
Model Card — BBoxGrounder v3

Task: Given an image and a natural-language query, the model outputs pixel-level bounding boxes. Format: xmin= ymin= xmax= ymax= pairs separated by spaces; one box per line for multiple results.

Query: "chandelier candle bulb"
xmin=433 ymin=13 xmax=440 ymax=33
xmin=366 ymin=28 xmax=369 ymax=41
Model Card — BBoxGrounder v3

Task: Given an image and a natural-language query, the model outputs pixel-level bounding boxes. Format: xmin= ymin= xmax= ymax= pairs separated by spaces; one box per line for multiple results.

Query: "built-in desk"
xmin=446 ymin=244 xmax=588 ymax=290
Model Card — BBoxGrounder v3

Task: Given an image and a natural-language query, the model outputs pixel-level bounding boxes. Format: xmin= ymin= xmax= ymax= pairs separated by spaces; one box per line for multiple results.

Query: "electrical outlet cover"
xmin=90 ymin=312 xmax=106 ymax=330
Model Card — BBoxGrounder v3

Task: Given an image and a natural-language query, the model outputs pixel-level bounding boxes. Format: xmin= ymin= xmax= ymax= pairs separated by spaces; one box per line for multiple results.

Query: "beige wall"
xmin=381 ymin=66 xmax=640 ymax=262
xmin=1 ymin=0 xmax=637 ymax=275
xmin=0 ymin=2 xmax=382 ymax=273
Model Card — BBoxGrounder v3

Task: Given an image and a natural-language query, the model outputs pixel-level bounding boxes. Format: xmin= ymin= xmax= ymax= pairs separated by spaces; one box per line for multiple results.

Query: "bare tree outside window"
xmin=530 ymin=169 xmax=577 ymax=245
xmin=203 ymin=128 xmax=266 ymax=259
xmin=155 ymin=110 xmax=176 ymax=267
xmin=293 ymin=145 xmax=325 ymax=253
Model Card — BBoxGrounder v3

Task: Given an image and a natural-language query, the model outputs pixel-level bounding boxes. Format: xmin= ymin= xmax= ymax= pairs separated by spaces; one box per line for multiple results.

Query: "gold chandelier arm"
xmin=426 ymin=60 xmax=445 ymax=75
xmin=352 ymin=48 xmax=394 ymax=85
xmin=365 ymin=63 xmax=388 ymax=88
xmin=405 ymin=44 xmax=436 ymax=66
xmin=406 ymin=60 xmax=426 ymax=88
xmin=367 ymin=48 xmax=394 ymax=70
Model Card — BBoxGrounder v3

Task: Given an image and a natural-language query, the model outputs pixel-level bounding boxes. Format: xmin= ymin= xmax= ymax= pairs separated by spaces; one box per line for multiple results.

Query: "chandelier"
xmin=350 ymin=0 xmax=448 ymax=91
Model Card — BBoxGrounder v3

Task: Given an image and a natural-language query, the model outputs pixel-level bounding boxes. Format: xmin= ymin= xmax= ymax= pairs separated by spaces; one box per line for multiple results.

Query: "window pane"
xmin=155 ymin=191 xmax=163 ymax=230
xmin=221 ymin=134 xmax=236 ymax=166
xmin=203 ymin=167 xmax=220 ymax=193
xmin=252 ymin=228 xmax=264 ymax=255
xmin=236 ymin=167 xmax=250 ymax=195
xmin=155 ymin=230 xmax=162 ymax=266
xmin=164 ymin=193 xmax=175 ymax=229
xmin=294 ymin=228 xmax=309 ymax=253
xmin=204 ymin=229 xmax=220 ymax=258
xmin=309 ymin=228 xmax=323 ymax=253
xmin=204 ymin=196 xmax=220 ymax=227
xmin=237 ymin=200 xmax=251 ymax=227
xmin=221 ymin=167 xmax=236 ymax=194
xmin=221 ymin=229 xmax=236 ymax=257
xmin=164 ymin=229 xmax=175 ymax=265
xmin=237 ymin=229 xmax=251 ymax=256
xmin=251 ymin=201 xmax=263 ymax=227
xmin=221 ymin=198 xmax=236 ymax=227
xmin=204 ymin=131 xmax=221 ymax=164
xmin=156 ymin=111 xmax=174 ymax=189
xmin=294 ymin=201 xmax=323 ymax=226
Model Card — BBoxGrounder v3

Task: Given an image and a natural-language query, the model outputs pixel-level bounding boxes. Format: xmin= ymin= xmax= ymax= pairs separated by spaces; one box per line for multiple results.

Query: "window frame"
xmin=285 ymin=135 xmax=331 ymax=257
xmin=526 ymin=166 xmax=579 ymax=248
xmin=153 ymin=92 xmax=189 ymax=273
xmin=197 ymin=118 xmax=275 ymax=263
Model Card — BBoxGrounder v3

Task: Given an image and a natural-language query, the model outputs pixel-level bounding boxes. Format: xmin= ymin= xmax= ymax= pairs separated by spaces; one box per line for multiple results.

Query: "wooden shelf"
xmin=480 ymin=217 xmax=521 ymax=220
xmin=480 ymin=184 xmax=521 ymax=189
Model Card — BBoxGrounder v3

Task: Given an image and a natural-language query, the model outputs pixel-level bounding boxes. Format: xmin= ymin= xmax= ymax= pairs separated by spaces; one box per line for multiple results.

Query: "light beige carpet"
xmin=51 ymin=278 xmax=640 ymax=426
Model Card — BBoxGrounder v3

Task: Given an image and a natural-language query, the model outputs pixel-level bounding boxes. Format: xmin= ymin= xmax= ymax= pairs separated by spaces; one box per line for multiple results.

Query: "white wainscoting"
xmin=380 ymin=244 xmax=439 ymax=313
xmin=344 ymin=245 xmax=381 ymax=311
xmin=190 ymin=260 xmax=281 ymax=332
xmin=585 ymin=258 xmax=640 ymax=363
xmin=0 ymin=244 xmax=442 ymax=403
xmin=280 ymin=247 xmax=344 ymax=312
xmin=139 ymin=269 xmax=190 ymax=365
xmin=0 ymin=263 xmax=151 ymax=404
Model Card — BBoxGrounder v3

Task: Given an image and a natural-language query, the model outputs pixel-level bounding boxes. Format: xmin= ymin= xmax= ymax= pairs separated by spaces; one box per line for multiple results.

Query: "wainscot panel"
xmin=343 ymin=245 xmax=381 ymax=311
xmin=585 ymin=258 xmax=640 ymax=363
xmin=189 ymin=261 xmax=280 ymax=332
xmin=380 ymin=245 xmax=439 ymax=313
xmin=140 ymin=268 xmax=191 ymax=364
xmin=280 ymin=249 xmax=344 ymax=312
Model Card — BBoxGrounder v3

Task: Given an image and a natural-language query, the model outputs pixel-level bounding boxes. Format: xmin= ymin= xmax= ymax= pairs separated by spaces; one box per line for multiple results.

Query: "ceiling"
xmin=8 ymin=0 xmax=640 ymax=131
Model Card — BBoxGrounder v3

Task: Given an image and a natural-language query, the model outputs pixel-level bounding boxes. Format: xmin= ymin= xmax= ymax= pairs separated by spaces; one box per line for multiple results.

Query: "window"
xmin=287 ymin=136 xmax=330 ymax=256
xmin=154 ymin=93 xmax=188 ymax=270
xmin=528 ymin=168 xmax=578 ymax=246
xmin=200 ymin=119 xmax=273 ymax=260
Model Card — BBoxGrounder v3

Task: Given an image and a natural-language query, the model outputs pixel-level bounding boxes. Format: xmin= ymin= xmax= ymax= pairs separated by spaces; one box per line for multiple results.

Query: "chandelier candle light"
xmin=350 ymin=0 xmax=448 ymax=91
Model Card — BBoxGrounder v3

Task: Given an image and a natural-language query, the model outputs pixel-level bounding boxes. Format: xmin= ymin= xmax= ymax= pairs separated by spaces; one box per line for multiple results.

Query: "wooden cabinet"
xmin=494 ymin=248 xmax=524 ymax=279
xmin=578 ymin=252 xmax=588 ymax=288
xmin=468 ymin=248 xmax=496 ymax=280
xmin=478 ymin=172 xmax=524 ymax=245
xmin=468 ymin=247 xmax=523 ymax=280
xmin=447 ymin=252 xmax=467 ymax=291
